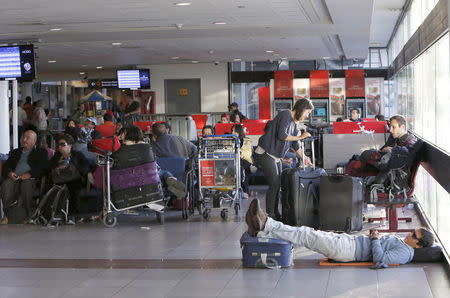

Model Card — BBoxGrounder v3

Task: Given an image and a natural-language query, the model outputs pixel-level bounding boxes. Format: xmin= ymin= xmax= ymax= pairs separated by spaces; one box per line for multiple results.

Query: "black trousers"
xmin=1 ymin=178 xmax=36 ymax=218
xmin=253 ymin=152 xmax=282 ymax=218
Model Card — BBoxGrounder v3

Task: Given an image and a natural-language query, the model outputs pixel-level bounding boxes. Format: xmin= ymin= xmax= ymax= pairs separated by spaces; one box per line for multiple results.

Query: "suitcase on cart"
xmin=281 ymin=138 xmax=327 ymax=228
xmin=240 ymin=232 xmax=294 ymax=268
xmin=111 ymin=143 xmax=155 ymax=170
xmin=110 ymin=162 xmax=162 ymax=208
xmin=319 ymin=175 xmax=364 ymax=232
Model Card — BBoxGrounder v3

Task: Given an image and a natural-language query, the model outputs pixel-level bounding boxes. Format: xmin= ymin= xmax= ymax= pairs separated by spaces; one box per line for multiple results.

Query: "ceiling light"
xmin=265 ymin=50 xmax=274 ymax=53
xmin=213 ymin=22 xmax=227 ymax=25
xmin=237 ymin=5 xmax=245 ymax=8
xmin=79 ymin=72 xmax=85 ymax=75
xmin=171 ymin=56 xmax=180 ymax=59
xmin=174 ymin=2 xmax=191 ymax=6
xmin=273 ymin=53 xmax=280 ymax=56
xmin=50 ymin=28 xmax=62 ymax=31
xmin=323 ymin=57 xmax=331 ymax=59
xmin=48 ymin=60 xmax=56 ymax=63
xmin=96 ymin=66 xmax=103 ymax=69
xmin=111 ymin=42 xmax=122 ymax=46
xmin=81 ymin=65 xmax=88 ymax=67
xmin=191 ymin=60 xmax=199 ymax=63
xmin=233 ymin=58 xmax=242 ymax=61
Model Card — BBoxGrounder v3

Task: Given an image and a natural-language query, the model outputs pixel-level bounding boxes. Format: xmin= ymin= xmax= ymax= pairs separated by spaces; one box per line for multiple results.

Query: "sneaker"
xmin=67 ymin=219 xmax=76 ymax=225
xmin=245 ymin=199 xmax=267 ymax=237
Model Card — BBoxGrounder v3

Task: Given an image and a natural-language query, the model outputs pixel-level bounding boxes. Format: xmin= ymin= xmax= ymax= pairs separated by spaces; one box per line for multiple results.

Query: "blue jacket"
xmin=355 ymin=235 xmax=414 ymax=268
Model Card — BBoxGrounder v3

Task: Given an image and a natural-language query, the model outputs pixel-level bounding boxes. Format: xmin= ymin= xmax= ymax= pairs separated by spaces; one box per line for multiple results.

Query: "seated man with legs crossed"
xmin=245 ymin=199 xmax=434 ymax=268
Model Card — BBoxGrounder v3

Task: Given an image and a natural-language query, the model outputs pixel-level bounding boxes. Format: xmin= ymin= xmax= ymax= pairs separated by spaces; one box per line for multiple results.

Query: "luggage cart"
xmin=90 ymin=139 xmax=164 ymax=227
xmin=198 ymin=135 xmax=241 ymax=220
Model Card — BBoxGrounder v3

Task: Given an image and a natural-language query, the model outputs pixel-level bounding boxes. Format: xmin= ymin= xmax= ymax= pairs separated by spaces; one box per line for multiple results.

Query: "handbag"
xmin=51 ymin=163 xmax=81 ymax=184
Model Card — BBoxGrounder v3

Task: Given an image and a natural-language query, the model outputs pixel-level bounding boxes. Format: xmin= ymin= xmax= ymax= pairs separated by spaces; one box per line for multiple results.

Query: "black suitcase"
xmin=319 ymin=175 xmax=364 ymax=232
xmin=112 ymin=143 xmax=155 ymax=169
xmin=281 ymin=138 xmax=327 ymax=227
xmin=112 ymin=183 xmax=162 ymax=209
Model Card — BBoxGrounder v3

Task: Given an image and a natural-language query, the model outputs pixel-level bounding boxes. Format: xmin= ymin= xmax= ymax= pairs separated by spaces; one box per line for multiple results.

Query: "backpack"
xmin=32 ymin=185 xmax=70 ymax=225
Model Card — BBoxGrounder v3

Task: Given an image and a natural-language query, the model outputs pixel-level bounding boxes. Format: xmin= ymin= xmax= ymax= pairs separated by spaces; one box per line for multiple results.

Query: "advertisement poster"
xmin=133 ymin=90 xmax=155 ymax=114
xmin=365 ymin=78 xmax=384 ymax=116
xmin=274 ymin=70 xmax=294 ymax=98
xmin=200 ymin=160 xmax=236 ymax=187
xmin=293 ymin=79 xmax=310 ymax=100
xmin=258 ymin=86 xmax=271 ymax=119
xmin=329 ymin=78 xmax=346 ymax=118
xmin=345 ymin=69 xmax=365 ymax=98
xmin=310 ymin=70 xmax=329 ymax=98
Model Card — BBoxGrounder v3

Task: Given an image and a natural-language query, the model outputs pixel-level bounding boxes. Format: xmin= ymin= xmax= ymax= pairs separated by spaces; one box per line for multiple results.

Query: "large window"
xmin=389 ymin=32 xmax=450 ymax=254
xmin=388 ymin=0 xmax=439 ymax=64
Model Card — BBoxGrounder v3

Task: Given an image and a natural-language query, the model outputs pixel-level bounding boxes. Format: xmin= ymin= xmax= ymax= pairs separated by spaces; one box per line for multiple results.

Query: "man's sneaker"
xmin=245 ymin=199 xmax=267 ymax=237
xmin=167 ymin=177 xmax=186 ymax=198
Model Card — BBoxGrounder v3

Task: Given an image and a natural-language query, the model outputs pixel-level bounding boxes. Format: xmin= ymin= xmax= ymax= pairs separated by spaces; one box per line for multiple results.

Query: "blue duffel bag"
xmin=240 ymin=232 xmax=294 ymax=268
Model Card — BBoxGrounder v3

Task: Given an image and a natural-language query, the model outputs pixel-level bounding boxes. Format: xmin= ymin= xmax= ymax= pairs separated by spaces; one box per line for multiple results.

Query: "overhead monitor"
xmin=117 ymin=69 xmax=150 ymax=89
xmin=0 ymin=45 xmax=36 ymax=81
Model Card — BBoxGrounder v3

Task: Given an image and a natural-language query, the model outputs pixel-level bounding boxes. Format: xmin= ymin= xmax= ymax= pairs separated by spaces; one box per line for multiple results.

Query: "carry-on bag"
xmin=281 ymin=137 xmax=327 ymax=227
xmin=240 ymin=232 xmax=293 ymax=268
xmin=319 ymin=175 xmax=364 ymax=232
xmin=32 ymin=184 xmax=69 ymax=225
xmin=112 ymin=143 xmax=155 ymax=170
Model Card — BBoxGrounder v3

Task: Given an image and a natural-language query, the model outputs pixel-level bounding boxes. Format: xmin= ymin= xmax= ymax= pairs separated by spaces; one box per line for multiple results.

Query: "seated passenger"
xmin=1 ymin=130 xmax=48 ymax=224
xmin=50 ymin=134 xmax=91 ymax=224
xmin=78 ymin=117 xmax=102 ymax=144
xmin=117 ymin=126 xmax=186 ymax=198
xmin=231 ymin=124 xmax=254 ymax=198
xmin=150 ymin=122 xmax=197 ymax=161
xmin=201 ymin=125 xmax=215 ymax=137
xmin=375 ymin=114 xmax=385 ymax=121
xmin=246 ymin=199 xmax=434 ymax=267
xmin=218 ymin=113 xmax=230 ymax=124
xmin=348 ymin=115 xmax=418 ymax=188
xmin=103 ymin=113 xmax=115 ymax=126
xmin=343 ymin=108 xmax=362 ymax=122
xmin=37 ymin=132 xmax=55 ymax=160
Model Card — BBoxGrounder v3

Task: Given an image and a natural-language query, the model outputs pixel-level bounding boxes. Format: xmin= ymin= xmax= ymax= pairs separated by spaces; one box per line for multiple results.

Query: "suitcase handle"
xmin=300 ymin=138 xmax=315 ymax=170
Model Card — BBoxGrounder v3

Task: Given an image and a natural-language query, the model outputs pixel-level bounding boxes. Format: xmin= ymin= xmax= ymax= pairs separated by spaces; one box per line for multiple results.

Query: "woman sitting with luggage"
xmin=114 ymin=126 xmax=186 ymax=199
xmin=231 ymin=124 xmax=255 ymax=199
xmin=49 ymin=133 xmax=91 ymax=224
xmin=253 ymin=98 xmax=314 ymax=219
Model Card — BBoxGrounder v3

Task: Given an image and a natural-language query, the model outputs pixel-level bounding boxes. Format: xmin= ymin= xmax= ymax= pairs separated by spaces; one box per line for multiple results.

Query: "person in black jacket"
xmin=50 ymin=134 xmax=90 ymax=223
xmin=253 ymin=99 xmax=314 ymax=219
xmin=1 ymin=130 xmax=48 ymax=223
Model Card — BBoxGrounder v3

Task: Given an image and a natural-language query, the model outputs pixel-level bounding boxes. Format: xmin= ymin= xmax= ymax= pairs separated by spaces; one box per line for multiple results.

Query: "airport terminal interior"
xmin=0 ymin=0 xmax=450 ymax=297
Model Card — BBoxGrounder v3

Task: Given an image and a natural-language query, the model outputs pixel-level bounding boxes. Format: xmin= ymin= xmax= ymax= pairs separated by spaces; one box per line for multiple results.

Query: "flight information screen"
xmin=0 ymin=46 xmax=21 ymax=79
xmin=117 ymin=69 xmax=150 ymax=89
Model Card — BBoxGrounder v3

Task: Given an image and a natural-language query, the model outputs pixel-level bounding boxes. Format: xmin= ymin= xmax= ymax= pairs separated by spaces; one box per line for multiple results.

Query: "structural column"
xmin=12 ymin=80 xmax=18 ymax=149
xmin=0 ymin=81 xmax=10 ymax=154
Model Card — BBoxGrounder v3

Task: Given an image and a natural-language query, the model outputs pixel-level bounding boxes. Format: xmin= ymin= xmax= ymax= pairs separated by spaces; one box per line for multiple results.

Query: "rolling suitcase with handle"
xmin=281 ymin=137 xmax=327 ymax=228
xmin=319 ymin=175 xmax=364 ymax=232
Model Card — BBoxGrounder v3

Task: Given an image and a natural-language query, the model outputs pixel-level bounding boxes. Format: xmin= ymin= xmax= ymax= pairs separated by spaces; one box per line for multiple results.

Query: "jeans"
xmin=253 ymin=152 xmax=282 ymax=218
xmin=258 ymin=217 xmax=357 ymax=262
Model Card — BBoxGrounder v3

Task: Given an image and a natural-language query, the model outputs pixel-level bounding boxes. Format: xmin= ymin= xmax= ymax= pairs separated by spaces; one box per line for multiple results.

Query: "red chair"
xmin=214 ymin=123 xmax=235 ymax=135
xmin=365 ymin=144 xmax=423 ymax=233
xmin=192 ymin=114 xmax=208 ymax=136
xmin=95 ymin=124 xmax=115 ymax=137
xmin=242 ymin=119 xmax=270 ymax=135
xmin=333 ymin=122 xmax=387 ymax=134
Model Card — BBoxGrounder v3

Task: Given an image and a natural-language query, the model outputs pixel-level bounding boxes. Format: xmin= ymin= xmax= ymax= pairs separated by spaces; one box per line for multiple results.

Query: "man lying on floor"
xmin=245 ymin=199 xmax=434 ymax=268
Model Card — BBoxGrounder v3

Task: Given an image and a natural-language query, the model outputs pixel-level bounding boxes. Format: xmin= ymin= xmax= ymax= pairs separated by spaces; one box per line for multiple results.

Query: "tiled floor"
xmin=0 ymin=186 xmax=449 ymax=297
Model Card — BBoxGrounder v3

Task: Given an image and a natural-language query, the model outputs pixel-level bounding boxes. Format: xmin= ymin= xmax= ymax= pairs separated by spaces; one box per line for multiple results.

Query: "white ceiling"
xmin=0 ymin=0 xmax=405 ymax=75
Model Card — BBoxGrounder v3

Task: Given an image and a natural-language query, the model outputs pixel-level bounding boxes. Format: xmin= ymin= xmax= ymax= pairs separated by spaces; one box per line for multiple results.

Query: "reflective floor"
xmin=0 ymin=186 xmax=449 ymax=298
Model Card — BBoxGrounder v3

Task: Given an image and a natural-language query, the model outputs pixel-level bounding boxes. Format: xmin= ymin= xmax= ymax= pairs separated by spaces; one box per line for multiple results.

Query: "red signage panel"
xmin=345 ymin=69 xmax=365 ymax=98
xmin=258 ymin=86 xmax=271 ymax=119
xmin=274 ymin=70 xmax=293 ymax=98
xmin=310 ymin=70 xmax=329 ymax=98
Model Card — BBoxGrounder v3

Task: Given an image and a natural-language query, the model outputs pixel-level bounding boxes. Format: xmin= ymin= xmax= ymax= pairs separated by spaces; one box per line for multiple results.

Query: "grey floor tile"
xmin=78 ymin=278 xmax=134 ymax=288
xmin=62 ymin=287 xmax=122 ymax=297
xmin=135 ymin=269 xmax=191 ymax=280
xmin=182 ymin=269 xmax=238 ymax=281
xmin=0 ymin=286 xmax=70 ymax=298
xmin=273 ymin=269 xmax=330 ymax=297
xmin=325 ymin=269 xmax=378 ymax=297
xmin=377 ymin=268 xmax=432 ymax=297
xmin=112 ymin=286 xmax=173 ymax=298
